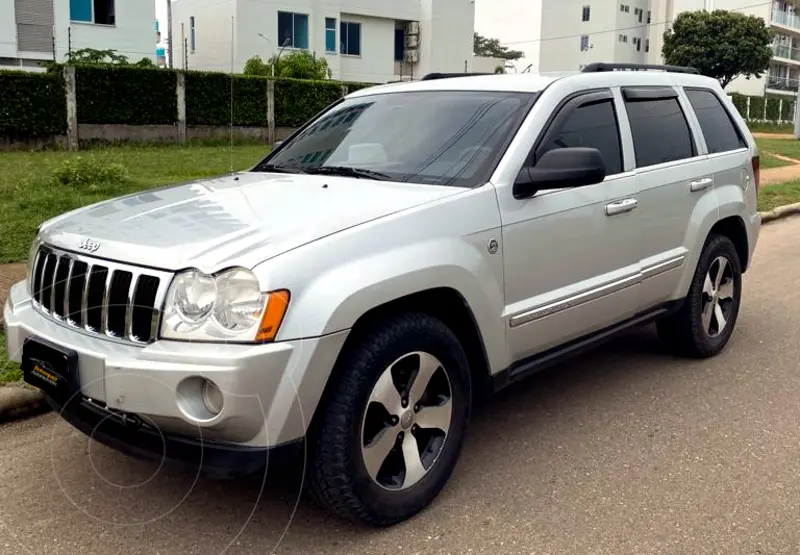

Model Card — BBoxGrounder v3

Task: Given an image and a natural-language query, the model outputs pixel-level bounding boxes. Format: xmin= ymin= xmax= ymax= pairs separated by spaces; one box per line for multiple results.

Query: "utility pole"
xmin=67 ymin=27 xmax=72 ymax=60
xmin=167 ymin=0 xmax=174 ymax=68
xmin=794 ymin=80 xmax=800 ymax=139
xmin=181 ymin=23 xmax=186 ymax=70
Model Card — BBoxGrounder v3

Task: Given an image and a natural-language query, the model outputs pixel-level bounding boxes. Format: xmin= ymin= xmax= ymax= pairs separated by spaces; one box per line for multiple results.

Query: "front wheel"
xmin=308 ymin=313 xmax=471 ymax=526
xmin=657 ymin=234 xmax=743 ymax=358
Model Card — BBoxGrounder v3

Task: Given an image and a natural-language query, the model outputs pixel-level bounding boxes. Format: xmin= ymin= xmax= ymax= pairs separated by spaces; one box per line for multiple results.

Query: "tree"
xmin=243 ymin=51 xmax=331 ymax=80
xmin=662 ymin=10 xmax=773 ymax=89
xmin=474 ymin=33 xmax=524 ymax=61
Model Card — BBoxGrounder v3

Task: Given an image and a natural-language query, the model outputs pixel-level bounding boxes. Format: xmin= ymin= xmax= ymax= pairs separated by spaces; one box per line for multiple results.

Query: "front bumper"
xmin=4 ymin=281 xmax=349 ymax=452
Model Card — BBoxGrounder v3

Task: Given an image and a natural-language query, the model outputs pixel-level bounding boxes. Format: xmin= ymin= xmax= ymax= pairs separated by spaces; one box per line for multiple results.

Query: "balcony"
xmin=772 ymin=43 xmax=800 ymax=62
xmin=772 ymin=9 xmax=800 ymax=31
xmin=766 ymin=75 xmax=799 ymax=94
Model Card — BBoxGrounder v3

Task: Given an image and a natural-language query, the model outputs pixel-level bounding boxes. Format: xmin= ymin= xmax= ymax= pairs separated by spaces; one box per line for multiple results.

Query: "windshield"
xmin=253 ymin=90 xmax=537 ymax=187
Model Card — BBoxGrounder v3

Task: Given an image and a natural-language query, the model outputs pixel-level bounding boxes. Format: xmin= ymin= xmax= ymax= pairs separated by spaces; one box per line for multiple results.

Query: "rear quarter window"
xmin=684 ymin=89 xmax=747 ymax=154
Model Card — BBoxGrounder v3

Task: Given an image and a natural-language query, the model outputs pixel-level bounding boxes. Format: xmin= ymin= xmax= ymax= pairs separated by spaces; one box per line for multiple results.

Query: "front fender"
xmin=278 ymin=235 xmax=507 ymax=373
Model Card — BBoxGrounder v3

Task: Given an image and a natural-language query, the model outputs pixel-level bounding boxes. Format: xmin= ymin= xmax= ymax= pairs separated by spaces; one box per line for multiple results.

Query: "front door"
xmin=498 ymin=88 xmax=642 ymax=363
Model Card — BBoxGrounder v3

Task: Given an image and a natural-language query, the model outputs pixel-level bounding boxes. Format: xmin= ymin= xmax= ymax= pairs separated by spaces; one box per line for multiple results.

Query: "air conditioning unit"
xmin=405 ymin=34 xmax=419 ymax=48
xmin=406 ymin=21 xmax=420 ymax=35
xmin=404 ymin=49 xmax=419 ymax=63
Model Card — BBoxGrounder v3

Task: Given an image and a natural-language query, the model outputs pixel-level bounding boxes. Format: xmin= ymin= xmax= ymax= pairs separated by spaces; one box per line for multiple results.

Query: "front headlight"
xmin=160 ymin=267 xmax=290 ymax=343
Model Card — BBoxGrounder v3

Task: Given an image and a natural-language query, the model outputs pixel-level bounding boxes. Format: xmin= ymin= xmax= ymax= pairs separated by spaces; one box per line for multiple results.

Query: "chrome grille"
xmin=30 ymin=245 xmax=172 ymax=344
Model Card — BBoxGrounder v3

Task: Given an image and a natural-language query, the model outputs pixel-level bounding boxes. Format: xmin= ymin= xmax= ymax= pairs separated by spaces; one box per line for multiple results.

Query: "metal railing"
xmin=766 ymin=74 xmax=800 ymax=91
xmin=772 ymin=43 xmax=800 ymax=61
xmin=772 ymin=9 xmax=800 ymax=30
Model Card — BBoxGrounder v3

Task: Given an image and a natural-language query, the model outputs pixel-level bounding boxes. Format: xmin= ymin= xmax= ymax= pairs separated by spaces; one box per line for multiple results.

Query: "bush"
xmin=749 ymin=96 xmax=766 ymax=120
xmin=781 ymin=99 xmax=794 ymax=121
xmin=51 ymin=156 xmax=128 ymax=190
xmin=186 ymin=73 xmax=375 ymax=128
xmin=765 ymin=97 xmax=781 ymax=121
xmin=75 ymin=65 xmax=177 ymax=125
xmin=185 ymin=72 xmax=269 ymax=126
xmin=730 ymin=93 xmax=748 ymax=119
xmin=0 ymin=70 xmax=66 ymax=137
xmin=274 ymin=78 xmax=345 ymax=126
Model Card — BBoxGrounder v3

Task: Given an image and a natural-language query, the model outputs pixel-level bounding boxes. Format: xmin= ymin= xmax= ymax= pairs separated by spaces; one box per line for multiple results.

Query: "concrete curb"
xmin=0 ymin=383 xmax=51 ymax=424
xmin=759 ymin=201 xmax=800 ymax=224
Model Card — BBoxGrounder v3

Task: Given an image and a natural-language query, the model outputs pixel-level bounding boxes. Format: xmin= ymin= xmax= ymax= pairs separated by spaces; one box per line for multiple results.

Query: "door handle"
xmin=605 ymin=198 xmax=638 ymax=216
xmin=690 ymin=178 xmax=713 ymax=192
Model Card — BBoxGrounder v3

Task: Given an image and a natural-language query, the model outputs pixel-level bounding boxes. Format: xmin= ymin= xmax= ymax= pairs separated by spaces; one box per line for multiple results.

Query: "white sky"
xmin=154 ymin=0 xmax=540 ymax=68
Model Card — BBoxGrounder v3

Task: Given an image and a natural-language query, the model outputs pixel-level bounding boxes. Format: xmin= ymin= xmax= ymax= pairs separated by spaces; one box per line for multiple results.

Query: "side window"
xmin=537 ymin=98 xmax=623 ymax=175
xmin=685 ymin=89 xmax=747 ymax=154
xmin=624 ymin=91 xmax=695 ymax=168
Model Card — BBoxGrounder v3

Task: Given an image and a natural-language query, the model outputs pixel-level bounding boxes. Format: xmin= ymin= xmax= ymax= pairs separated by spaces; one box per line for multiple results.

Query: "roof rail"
xmin=581 ymin=63 xmax=699 ymax=75
xmin=421 ymin=72 xmax=494 ymax=81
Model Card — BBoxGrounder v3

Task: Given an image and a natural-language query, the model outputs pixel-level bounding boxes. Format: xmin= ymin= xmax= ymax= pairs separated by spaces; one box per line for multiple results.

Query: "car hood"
xmin=39 ymin=172 xmax=460 ymax=272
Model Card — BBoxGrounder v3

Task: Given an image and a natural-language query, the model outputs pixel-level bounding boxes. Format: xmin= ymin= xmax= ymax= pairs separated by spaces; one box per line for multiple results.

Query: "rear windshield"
xmin=254 ymin=90 xmax=537 ymax=187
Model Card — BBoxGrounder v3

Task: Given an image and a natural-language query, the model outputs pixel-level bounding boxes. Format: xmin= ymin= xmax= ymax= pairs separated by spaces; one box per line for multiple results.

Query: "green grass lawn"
xmin=747 ymin=121 xmax=794 ymax=134
xmin=759 ymin=153 xmax=793 ymax=169
xmin=0 ymin=143 xmax=269 ymax=264
xmin=757 ymin=179 xmax=800 ymax=212
xmin=754 ymin=137 xmax=800 ymax=162
xmin=0 ymin=332 xmax=21 ymax=385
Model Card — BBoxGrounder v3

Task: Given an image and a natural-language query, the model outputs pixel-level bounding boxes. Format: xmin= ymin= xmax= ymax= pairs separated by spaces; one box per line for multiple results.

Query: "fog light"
xmin=202 ymin=379 xmax=224 ymax=415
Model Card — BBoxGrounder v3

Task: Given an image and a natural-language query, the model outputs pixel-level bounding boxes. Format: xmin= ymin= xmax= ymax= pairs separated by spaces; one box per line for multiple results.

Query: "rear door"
xmin=620 ymin=86 xmax=710 ymax=309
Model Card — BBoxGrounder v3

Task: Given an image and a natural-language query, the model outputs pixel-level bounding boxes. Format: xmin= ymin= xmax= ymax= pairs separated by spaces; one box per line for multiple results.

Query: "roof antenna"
xmin=229 ymin=15 xmax=235 ymax=175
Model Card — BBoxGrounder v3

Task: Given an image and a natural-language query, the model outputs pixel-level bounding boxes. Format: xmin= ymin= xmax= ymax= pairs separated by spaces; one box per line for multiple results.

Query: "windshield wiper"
xmin=253 ymin=163 xmax=306 ymax=174
xmin=305 ymin=166 xmax=393 ymax=181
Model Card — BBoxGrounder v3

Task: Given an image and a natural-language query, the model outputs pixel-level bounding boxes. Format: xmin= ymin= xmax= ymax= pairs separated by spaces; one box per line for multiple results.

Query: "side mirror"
xmin=513 ymin=147 xmax=606 ymax=199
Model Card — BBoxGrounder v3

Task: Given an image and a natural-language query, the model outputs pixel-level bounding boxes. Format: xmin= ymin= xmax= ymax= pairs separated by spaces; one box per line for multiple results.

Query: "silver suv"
xmin=5 ymin=63 xmax=760 ymax=526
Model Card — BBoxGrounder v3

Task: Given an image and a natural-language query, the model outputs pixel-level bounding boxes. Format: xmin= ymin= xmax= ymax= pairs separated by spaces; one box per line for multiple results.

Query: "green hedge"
xmin=1 ymin=66 xmax=376 ymax=139
xmin=186 ymin=73 xmax=375 ymax=127
xmin=185 ymin=72 xmax=269 ymax=126
xmin=0 ymin=70 xmax=66 ymax=137
xmin=765 ymin=97 xmax=780 ymax=121
xmin=75 ymin=65 xmax=177 ymax=125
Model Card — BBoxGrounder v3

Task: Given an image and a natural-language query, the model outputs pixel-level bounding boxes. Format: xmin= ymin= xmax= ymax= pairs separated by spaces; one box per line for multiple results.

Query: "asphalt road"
xmin=3 ymin=217 xmax=800 ymax=555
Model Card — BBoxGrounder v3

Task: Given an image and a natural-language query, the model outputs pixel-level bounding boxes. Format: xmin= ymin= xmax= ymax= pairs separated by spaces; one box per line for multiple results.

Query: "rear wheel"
xmin=657 ymin=234 xmax=742 ymax=358
xmin=308 ymin=312 xmax=471 ymax=526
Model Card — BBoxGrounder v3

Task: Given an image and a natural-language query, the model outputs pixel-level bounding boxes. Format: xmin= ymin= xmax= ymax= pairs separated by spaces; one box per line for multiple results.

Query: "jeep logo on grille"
xmin=78 ymin=237 xmax=100 ymax=253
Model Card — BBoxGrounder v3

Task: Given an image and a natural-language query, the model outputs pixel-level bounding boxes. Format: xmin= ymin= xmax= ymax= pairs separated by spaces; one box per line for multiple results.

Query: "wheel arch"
xmin=307 ymin=287 xmax=494 ymax=435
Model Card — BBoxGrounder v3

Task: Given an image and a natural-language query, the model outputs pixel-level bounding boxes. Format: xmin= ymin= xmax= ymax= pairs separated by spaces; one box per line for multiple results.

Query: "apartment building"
xmin=539 ymin=0 xmax=800 ymax=97
xmin=0 ymin=0 xmax=156 ymax=71
xmin=170 ymin=0 xmax=475 ymax=83
xmin=539 ymin=0 xmax=653 ymax=72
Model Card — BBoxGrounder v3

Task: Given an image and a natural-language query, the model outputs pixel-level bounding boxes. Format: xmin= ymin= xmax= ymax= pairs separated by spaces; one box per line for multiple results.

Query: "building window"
xmin=645 ymin=38 xmax=649 ymax=52
xmin=325 ymin=18 xmax=337 ymax=53
xmin=638 ymin=8 xmax=643 ymax=22
xmin=582 ymin=5 xmax=591 ymax=21
xmin=394 ymin=28 xmax=405 ymax=61
xmin=70 ymin=0 xmax=115 ymax=25
xmin=634 ymin=37 xmax=641 ymax=51
xmin=580 ymin=35 xmax=590 ymax=51
xmin=340 ymin=21 xmax=361 ymax=56
xmin=190 ymin=16 xmax=196 ymax=52
xmin=277 ymin=11 xmax=309 ymax=49
xmin=647 ymin=10 xmax=651 ymax=23
xmin=620 ymin=4 xmax=630 ymax=12
xmin=619 ymin=34 xmax=628 ymax=43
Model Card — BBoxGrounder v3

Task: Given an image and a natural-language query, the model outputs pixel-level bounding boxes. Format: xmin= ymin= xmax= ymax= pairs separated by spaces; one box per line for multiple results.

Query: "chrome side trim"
xmin=509 ymin=273 xmax=641 ymax=328
xmin=641 ymin=255 xmax=685 ymax=280
xmin=509 ymin=254 xmax=686 ymax=328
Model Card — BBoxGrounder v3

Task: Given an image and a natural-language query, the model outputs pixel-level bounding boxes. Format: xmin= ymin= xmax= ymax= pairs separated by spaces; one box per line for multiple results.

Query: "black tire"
xmin=656 ymin=233 xmax=743 ymax=358
xmin=308 ymin=312 xmax=472 ymax=526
